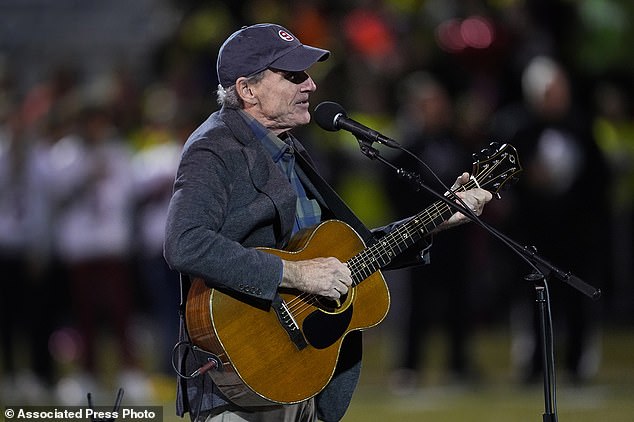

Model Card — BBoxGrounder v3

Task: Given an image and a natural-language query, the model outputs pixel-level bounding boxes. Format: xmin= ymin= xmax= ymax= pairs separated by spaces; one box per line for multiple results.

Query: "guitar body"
xmin=185 ymin=220 xmax=390 ymax=406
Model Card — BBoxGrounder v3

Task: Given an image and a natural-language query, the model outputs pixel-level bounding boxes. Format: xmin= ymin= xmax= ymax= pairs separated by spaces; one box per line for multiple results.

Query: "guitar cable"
xmin=171 ymin=340 xmax=219 ymax=422
xmin=171 ymin=341 xmax=221 ymax=380
xmin=173 ymin=274 xmax=220 ymax=422
xmin=174 ymin=274 xmax=222 ymax=381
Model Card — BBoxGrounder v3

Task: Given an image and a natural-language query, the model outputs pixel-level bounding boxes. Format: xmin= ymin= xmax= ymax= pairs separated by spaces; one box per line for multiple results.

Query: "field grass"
xmin=152 ymin=326 xmax=634 ymax=421
xmin=342 ymin=326 xmax=634 ymax=422
xmin=3 ymin=325 xmax=633 ymax=421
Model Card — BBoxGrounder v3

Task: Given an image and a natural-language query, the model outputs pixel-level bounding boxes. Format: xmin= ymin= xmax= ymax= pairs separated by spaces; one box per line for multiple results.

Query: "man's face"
xmin=247 ymin=69 xmax=317 ymax=134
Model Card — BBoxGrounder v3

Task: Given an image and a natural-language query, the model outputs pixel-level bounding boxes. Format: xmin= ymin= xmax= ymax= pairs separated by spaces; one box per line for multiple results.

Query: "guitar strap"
xmin=294 ymin=147 xmax=375 ymax=247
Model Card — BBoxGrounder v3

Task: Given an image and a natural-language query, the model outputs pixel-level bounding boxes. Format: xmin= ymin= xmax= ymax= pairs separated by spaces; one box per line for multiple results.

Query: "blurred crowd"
xmin=1 ymin=0 xmax=633 ymax=406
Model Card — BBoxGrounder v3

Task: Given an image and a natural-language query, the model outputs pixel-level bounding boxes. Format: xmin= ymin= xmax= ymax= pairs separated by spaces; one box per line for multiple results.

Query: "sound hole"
xmin=302 ymin=305 xmax=353 ymax=349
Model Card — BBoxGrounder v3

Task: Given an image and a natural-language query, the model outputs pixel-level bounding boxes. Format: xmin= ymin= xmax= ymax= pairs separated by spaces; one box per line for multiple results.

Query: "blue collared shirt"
xmin=239 ymin=110 xmax=321 ymax=234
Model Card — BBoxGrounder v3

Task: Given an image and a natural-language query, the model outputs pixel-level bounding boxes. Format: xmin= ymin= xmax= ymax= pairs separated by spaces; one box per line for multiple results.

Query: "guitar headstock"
xmin=471 ymin=142 xmax=522 ymax=197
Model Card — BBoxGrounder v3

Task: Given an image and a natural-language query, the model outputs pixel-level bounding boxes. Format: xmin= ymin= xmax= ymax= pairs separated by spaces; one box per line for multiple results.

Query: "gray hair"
xmin=216 ymin=70 xmax=267 ymax=109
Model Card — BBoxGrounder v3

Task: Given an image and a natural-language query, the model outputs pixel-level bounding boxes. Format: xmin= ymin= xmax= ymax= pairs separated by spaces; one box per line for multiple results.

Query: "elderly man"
xmin=164 ymin=23 xmax=492 ymax=422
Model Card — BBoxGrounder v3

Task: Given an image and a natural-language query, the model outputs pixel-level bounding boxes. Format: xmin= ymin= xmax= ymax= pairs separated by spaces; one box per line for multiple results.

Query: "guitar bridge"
xmin=271 ymin=294 xmax=308 ymax=350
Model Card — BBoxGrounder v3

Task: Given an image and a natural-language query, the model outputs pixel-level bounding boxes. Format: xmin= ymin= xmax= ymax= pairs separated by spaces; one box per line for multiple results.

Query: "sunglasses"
xmin=270 ymin=69 xmax=310 ymax=84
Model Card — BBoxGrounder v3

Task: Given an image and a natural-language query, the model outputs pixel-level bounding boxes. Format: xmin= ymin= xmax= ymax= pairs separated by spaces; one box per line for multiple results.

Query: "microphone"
xmin=314 ymin=101 xmax=401 ymax=148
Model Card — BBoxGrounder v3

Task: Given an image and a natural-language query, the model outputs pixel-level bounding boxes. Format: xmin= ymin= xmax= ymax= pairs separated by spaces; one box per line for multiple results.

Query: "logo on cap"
xmin=278 ymin=30 xmax=294 ymax=42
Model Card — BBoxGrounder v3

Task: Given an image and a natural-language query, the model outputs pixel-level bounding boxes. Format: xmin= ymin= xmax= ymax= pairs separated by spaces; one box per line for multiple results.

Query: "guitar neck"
xmin=348 ymin=181 xmax=475 ymax=285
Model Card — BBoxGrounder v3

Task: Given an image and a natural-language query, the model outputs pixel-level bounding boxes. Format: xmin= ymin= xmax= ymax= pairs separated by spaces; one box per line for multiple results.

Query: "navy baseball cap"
xmin=216 ymin=23 xmax=330 ymax=88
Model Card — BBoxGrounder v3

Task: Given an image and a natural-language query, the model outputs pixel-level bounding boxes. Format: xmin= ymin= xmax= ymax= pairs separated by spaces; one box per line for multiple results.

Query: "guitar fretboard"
xmin=347 ymin=182 xmax=475 ymax=285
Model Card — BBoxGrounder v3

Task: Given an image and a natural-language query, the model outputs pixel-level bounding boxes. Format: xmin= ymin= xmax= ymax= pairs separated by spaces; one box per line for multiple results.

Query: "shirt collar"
xmin=238 ymin=109 xmax=292 ymax=163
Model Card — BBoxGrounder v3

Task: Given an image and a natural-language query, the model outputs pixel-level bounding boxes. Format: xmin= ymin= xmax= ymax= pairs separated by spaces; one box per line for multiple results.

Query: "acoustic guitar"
xmin=185 ymin=142 xmax=521 ymax=406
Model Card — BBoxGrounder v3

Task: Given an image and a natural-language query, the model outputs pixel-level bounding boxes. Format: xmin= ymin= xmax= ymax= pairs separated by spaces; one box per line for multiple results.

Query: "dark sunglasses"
xmin=270 ymin=68 xmax=310 ymax=84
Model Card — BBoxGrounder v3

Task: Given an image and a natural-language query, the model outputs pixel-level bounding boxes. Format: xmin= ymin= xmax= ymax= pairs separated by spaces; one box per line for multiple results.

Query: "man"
xmin=164 ymin=23 xmax=492 ymax=422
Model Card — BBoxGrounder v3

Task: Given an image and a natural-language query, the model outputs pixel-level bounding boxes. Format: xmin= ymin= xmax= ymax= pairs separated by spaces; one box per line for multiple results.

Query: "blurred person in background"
xmin=491 ymin=55 xmax=609 ymax=384
xmin=131 ymin=84 xmax=185 ymax=376
xmin=0 ymin=104 xmax=55 ymax=402
xmin=0 ymin=67 xmax=70 ymax=403
xmin=387 ymin=72 xmax=481 ymax=392
xmin=163 ymin=23 xmax=492 ymax=422
xmin=50 ymin=93 xmax=150 ymax=403
xmin=592 ymin=79 xmax=634 ymax=320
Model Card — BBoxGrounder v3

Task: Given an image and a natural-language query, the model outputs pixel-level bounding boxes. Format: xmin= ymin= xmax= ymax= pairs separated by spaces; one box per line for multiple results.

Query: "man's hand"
xmin=281 ymin=257 xmax=352 ymax=300
xmin=440 ymin=172 xmax=493 ymax=229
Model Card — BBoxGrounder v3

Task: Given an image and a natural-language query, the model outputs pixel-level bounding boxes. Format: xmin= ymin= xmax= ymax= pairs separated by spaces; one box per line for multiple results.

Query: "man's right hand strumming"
xmin=281 ymin=258 xmax=353 ymax=300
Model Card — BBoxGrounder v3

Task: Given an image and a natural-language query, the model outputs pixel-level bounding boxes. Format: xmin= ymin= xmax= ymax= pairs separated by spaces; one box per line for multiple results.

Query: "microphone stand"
xmin=353 ymin=136 xmax=601 ymax=422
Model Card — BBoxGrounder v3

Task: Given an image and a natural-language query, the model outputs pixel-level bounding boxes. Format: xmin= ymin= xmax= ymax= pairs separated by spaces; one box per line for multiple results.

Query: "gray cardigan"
xmin=164 ymin=107 xmax=431 ymax=421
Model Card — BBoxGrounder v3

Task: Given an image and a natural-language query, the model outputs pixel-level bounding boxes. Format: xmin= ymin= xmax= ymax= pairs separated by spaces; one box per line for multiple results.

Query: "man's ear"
xmin=236 ymin=77 xmax=257 ymax=105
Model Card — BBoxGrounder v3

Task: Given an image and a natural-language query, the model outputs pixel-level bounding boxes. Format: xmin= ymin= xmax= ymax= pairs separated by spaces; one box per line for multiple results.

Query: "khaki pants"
xmin=205 ymin=399 xmax=316 ymax=422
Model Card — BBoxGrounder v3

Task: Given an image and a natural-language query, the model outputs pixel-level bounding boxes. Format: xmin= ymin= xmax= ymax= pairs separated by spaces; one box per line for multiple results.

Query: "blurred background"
xmin=1 ymin=0 xmax=633 ymax=421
